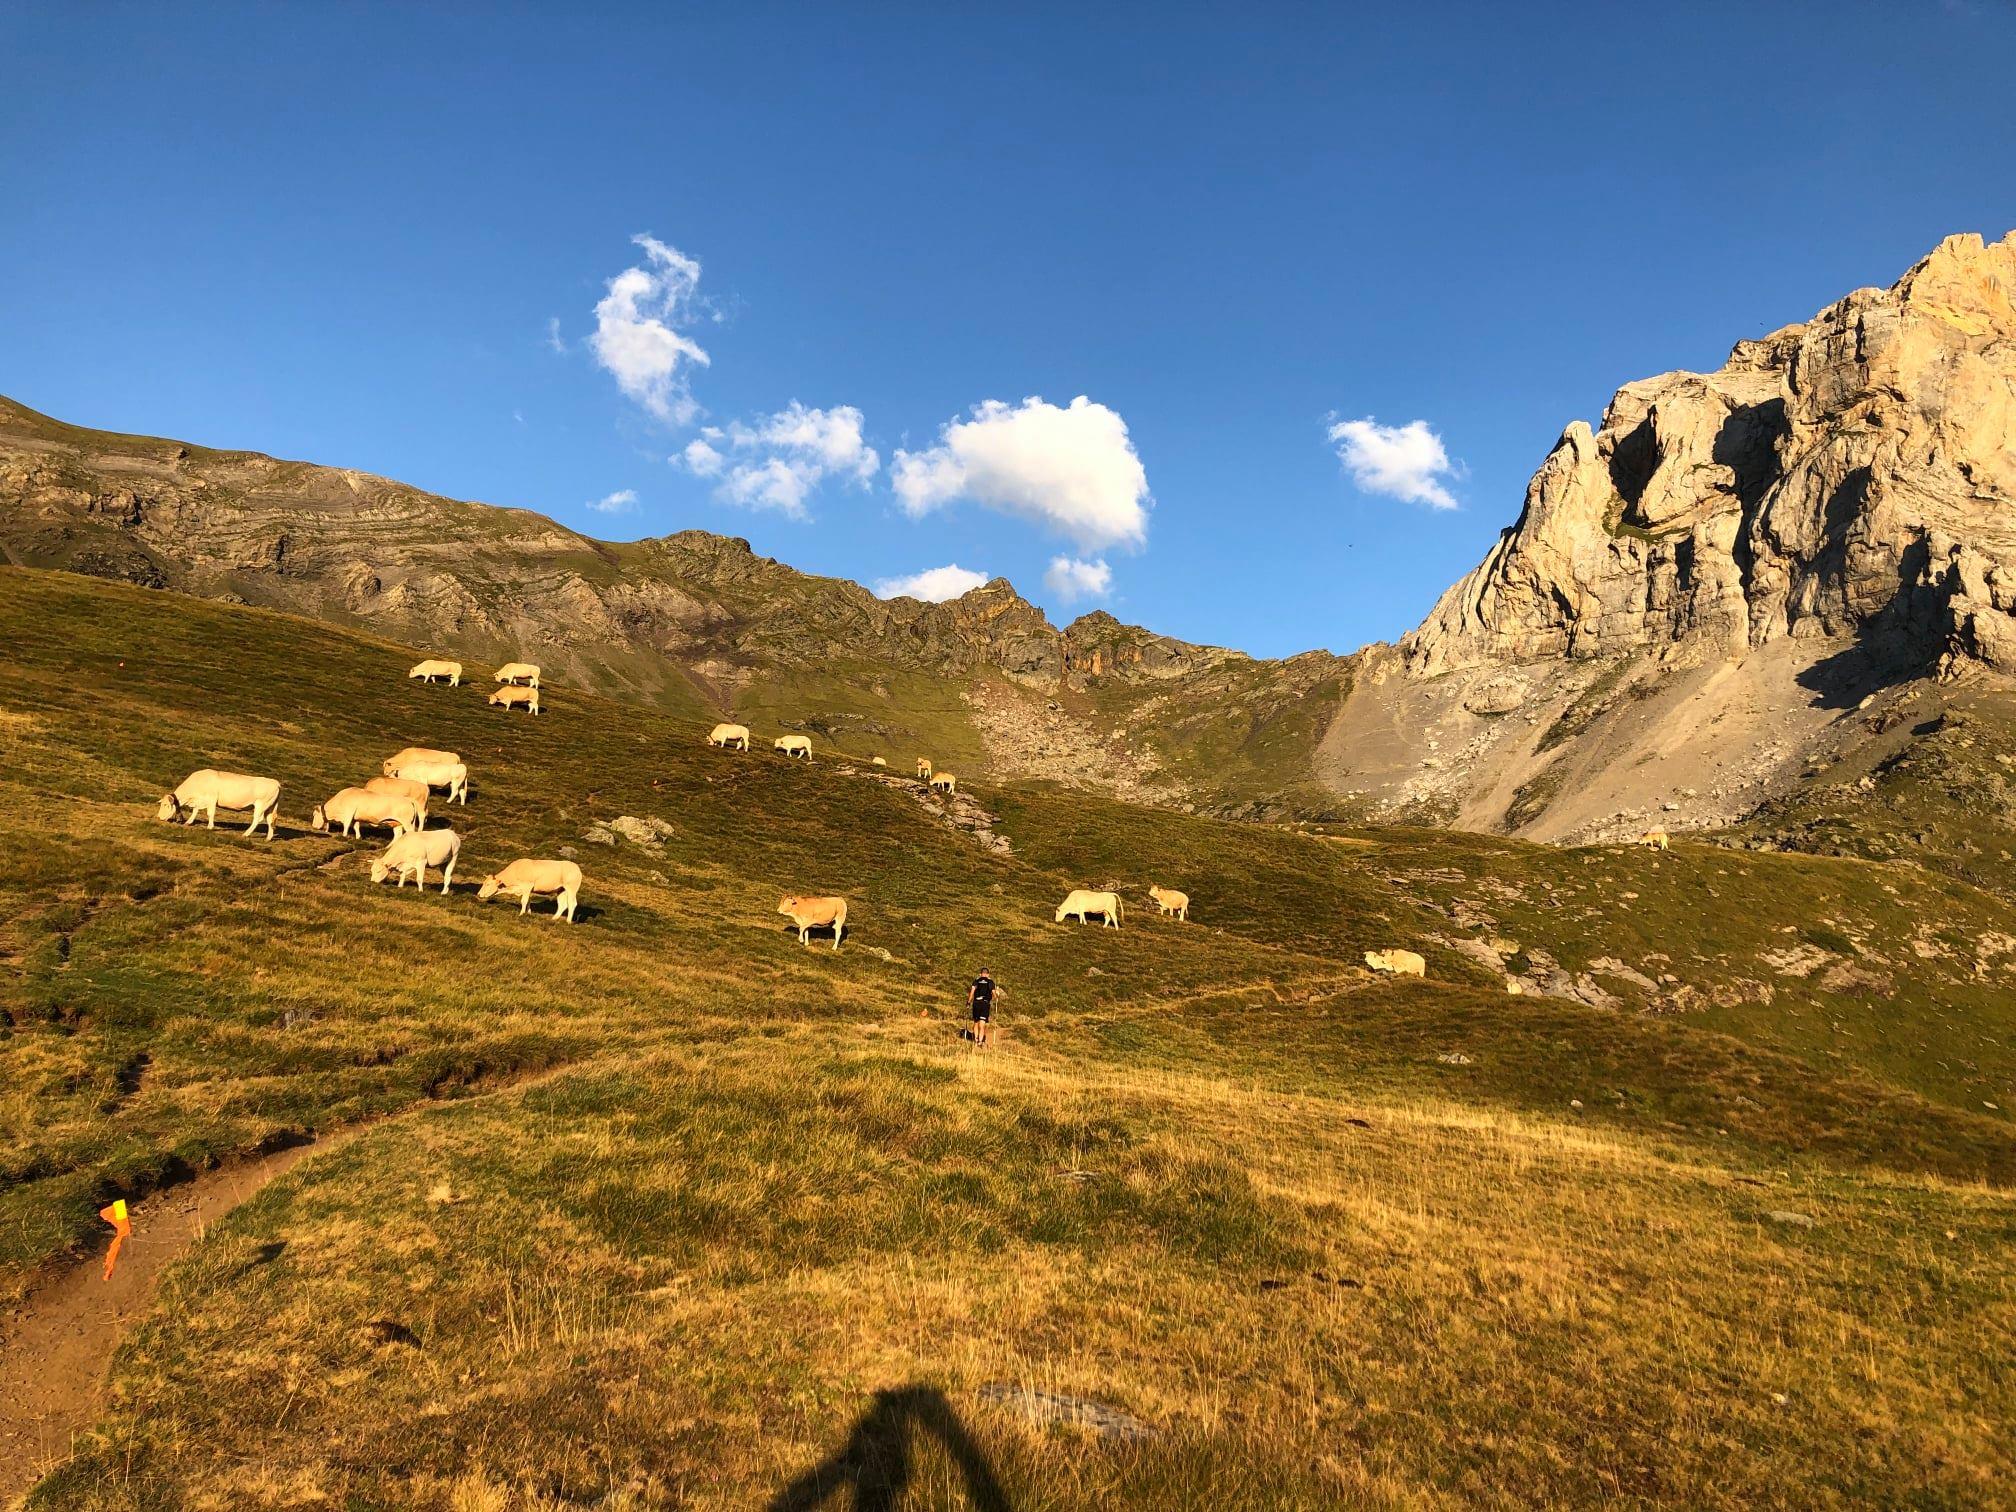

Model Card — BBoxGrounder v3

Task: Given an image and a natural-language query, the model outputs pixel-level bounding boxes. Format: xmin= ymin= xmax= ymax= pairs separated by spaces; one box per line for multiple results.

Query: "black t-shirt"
xmin=970 ymin=976 xmax=996 ymax=1014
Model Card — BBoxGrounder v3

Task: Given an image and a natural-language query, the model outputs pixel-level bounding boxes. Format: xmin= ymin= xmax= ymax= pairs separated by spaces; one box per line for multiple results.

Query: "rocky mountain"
xmin=1318 ymin=230 xmax=2016 ymax=842
xmin=5 ymin=230 xmax=2013 ymax=840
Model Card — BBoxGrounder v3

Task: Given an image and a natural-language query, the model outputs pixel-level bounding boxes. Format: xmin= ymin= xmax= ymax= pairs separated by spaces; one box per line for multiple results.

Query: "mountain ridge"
xmin=7 ymin=229 xmax=2016 ymax=835
xmin=0 ymin=392 xmax=1347 ymax=814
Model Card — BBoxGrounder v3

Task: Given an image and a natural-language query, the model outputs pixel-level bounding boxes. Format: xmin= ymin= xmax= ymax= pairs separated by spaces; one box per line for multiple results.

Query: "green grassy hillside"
xmin=3 ymin=568 xmax=2013 ymax=1508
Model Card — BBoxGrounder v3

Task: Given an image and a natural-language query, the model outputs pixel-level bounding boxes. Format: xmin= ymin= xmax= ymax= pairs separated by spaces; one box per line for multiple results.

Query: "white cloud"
xmin=587 ymin=488 xmax=638 ymax=513
xmin=681 ymin=436 xmax=725 ymax=477
xmin=544 ymin=317 xmax=566 ymax=355
xmin=672 ymin=402 xmax=878 ymax=520
xmin=891 ymin=395 xmax=1150 ymax=551
xmin=1326 ymin=417 xmax=1459 ymax=510
xmin=591 ymin=234 xmax=710 ymax=423
xmin=873 ymin=564 xmax=991 ymax=603
xmin=1044 ymin=555 xmax=1113 ymax=602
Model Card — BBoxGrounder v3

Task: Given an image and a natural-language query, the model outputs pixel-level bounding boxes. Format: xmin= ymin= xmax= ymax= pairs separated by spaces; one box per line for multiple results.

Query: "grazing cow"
xmin=408 ymin=659 xmax=462 ymax=686
xmin=778 ymin=894 xmax=847 ymax=950
xmin=157 ymin=770 xmax=280 ymax=839
xmin=383 ymin=747 xmax=459 ymax=778
xmin=1148 ymin=885 xmax=1190 ymax=921
xmin=494 ymin=662 xmax=542 ymax=688
xmin=871 ymin=756 xmax=887 ymax=767
xmin=311 ymin=788 xmax=420 ymax=839
xmin=478 ymin=859 xmax=582 ymax=921
xmin=1364 ymin=949 xmax=1426 ymax=977
xmin=364 ymin=775 xmax=431 ymax=824
xmin=1636 ymin=827 xmax=1671 ymax=851
xmin=774 ymin=734 xmax=812 ymax=761
xmin=386 ymin=758 xmax=469 ymax=805
xmin=489 ymin=686 xmax=540 ymax=715
xmin=370 ymin=828 xmax=462 ymax=893
xmin=707 ymin=723 xmax=751 ymax=751
xmin=916 ymin=757 xmax=933 ymax=780
xmin=1055 ymin=889 xmax=1123 ymax=929
xmin=930 ymin=772 xmax=957 ymax=795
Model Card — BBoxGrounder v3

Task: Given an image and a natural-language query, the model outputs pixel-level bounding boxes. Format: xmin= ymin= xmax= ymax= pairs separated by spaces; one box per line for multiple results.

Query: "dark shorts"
xmin=971 ymin=1003 xmax=992 ymax=1022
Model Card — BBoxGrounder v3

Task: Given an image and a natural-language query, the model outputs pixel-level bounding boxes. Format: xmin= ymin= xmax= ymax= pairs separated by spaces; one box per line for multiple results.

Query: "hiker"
xmin=967 ymin=969 xmax=1000 ymax=1047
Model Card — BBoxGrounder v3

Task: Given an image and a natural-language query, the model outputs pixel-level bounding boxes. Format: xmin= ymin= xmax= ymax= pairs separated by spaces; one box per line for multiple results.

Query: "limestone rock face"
xmin=1404 ymin=232 xmax=2016 ymax=678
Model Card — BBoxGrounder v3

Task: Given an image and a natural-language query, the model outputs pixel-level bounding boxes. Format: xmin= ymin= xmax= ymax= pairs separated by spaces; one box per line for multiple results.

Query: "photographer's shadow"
xmin=768 ymin=1384 xmax=1012 ymax=1512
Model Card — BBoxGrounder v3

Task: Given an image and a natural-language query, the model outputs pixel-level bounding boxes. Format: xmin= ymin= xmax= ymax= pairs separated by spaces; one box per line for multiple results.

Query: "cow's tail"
xmin=1114 ymin=893 xmax=1124 ymax=925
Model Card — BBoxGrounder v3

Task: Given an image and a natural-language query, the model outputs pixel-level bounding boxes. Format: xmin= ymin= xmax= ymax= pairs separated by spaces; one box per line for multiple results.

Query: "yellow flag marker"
xmin=100 ymin=1199 xmax=131 ymax=1280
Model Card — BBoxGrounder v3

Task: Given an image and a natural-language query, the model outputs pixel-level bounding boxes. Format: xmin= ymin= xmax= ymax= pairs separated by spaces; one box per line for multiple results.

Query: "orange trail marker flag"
xmin=100 ymin=1198 xmax=131 ymax=1280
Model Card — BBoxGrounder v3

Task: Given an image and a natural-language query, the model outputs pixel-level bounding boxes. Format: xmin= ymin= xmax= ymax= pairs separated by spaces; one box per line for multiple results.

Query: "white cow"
xmin=707 ymin=723 xmax=751 ymax=750
xmin=930 ymin=772 xmax=957 ymax=795
xmin=489 ymin=686 xmax=540 ymax=715
xmin=1364 ymin=949 xmax=1426 ymax=977
xmin=311 ymin=788 xmax=420 ymax=839
xmin=774 ymin=734 xmax=812 ymax=761
xmin=408 ymin=659 xmax=461 ymax=686
xmin=494 ymin=662 xmax=542 ymax=688
xmin=157 ymin=770 xmax=280 ymax=839
xmin=916 ymin=757 xmax=933 ymax=780
xmin=1148 ymin=885 xmax=1190 ymax=921
xmin=364 ymin=775 xmax=431 ymax=824
xmin=370 ymin=828 xmax=462 ymax=893
xmin=479 ymin=859 xmax=582 ymax=922
xmin=1055 ymin=889 xmax=1123 ymax=928
xmin=387 ymin=758 xmax=469 ymax=805
xmin=383 ymin=747 xmax=459 ymax=778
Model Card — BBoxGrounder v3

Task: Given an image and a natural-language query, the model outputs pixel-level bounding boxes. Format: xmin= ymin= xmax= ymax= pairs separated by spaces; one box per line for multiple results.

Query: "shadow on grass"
xmin=769 ymin=1385 xmax=1011 ymax=1512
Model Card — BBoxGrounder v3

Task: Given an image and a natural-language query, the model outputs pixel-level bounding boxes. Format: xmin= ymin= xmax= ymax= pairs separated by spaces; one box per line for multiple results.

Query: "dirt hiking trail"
xmin=0 ymin=1065 xmax=576 ymax=1508
xmin=0 ymin=1142 xmax=319 ymax=1506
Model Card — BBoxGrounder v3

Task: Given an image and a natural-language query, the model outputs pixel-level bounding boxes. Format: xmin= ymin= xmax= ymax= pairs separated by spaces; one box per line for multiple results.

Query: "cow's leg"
xmin=519 ymin=887 xmax=531 ymax=915
xmin=204 ymin=801 xmax=217 ymax=829
xmin=440 ymin=859 xmax=455 ymax=895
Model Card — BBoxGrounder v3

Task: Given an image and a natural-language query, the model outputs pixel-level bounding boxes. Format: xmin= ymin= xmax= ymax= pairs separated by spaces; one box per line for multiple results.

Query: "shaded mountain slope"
xmin=0 ymin=395 xmax=1347 ymax=815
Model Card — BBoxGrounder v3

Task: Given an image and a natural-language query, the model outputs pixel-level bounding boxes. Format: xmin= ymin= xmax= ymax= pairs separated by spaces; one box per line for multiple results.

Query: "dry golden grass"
xmin=3 ymin=569 xmax=2013 ymax=1508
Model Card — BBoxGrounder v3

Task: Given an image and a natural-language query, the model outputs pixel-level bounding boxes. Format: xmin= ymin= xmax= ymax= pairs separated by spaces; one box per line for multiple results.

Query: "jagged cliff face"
xmin=1403 ymin=232 xmax=2016 ymax=679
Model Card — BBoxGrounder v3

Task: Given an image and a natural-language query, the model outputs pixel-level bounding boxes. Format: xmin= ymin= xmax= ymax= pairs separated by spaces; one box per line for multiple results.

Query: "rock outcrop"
xmin=1403 ymin=232 xmax=2016 ymax=680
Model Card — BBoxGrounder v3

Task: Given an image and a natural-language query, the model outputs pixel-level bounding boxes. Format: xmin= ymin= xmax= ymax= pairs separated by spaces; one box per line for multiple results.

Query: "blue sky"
xmin=4 ymin=2 xmax=2014 ymax=657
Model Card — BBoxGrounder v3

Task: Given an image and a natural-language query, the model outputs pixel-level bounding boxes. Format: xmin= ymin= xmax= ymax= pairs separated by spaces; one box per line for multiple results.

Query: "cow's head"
xmin=156 ymin=794 xmax=180 ymax=822
xmin=477 ymin=876 xmax=501 ymax=900
xmin=309 ymin=805 xmax=328 ymax=832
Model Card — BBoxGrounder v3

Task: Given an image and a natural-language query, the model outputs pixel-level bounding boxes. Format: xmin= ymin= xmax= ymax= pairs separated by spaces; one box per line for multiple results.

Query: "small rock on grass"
xmin=976 ymin=1384 xmax=1154 ymax=1442
xmin=1764 ymin=1210 xmax=1817 ymax=1229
